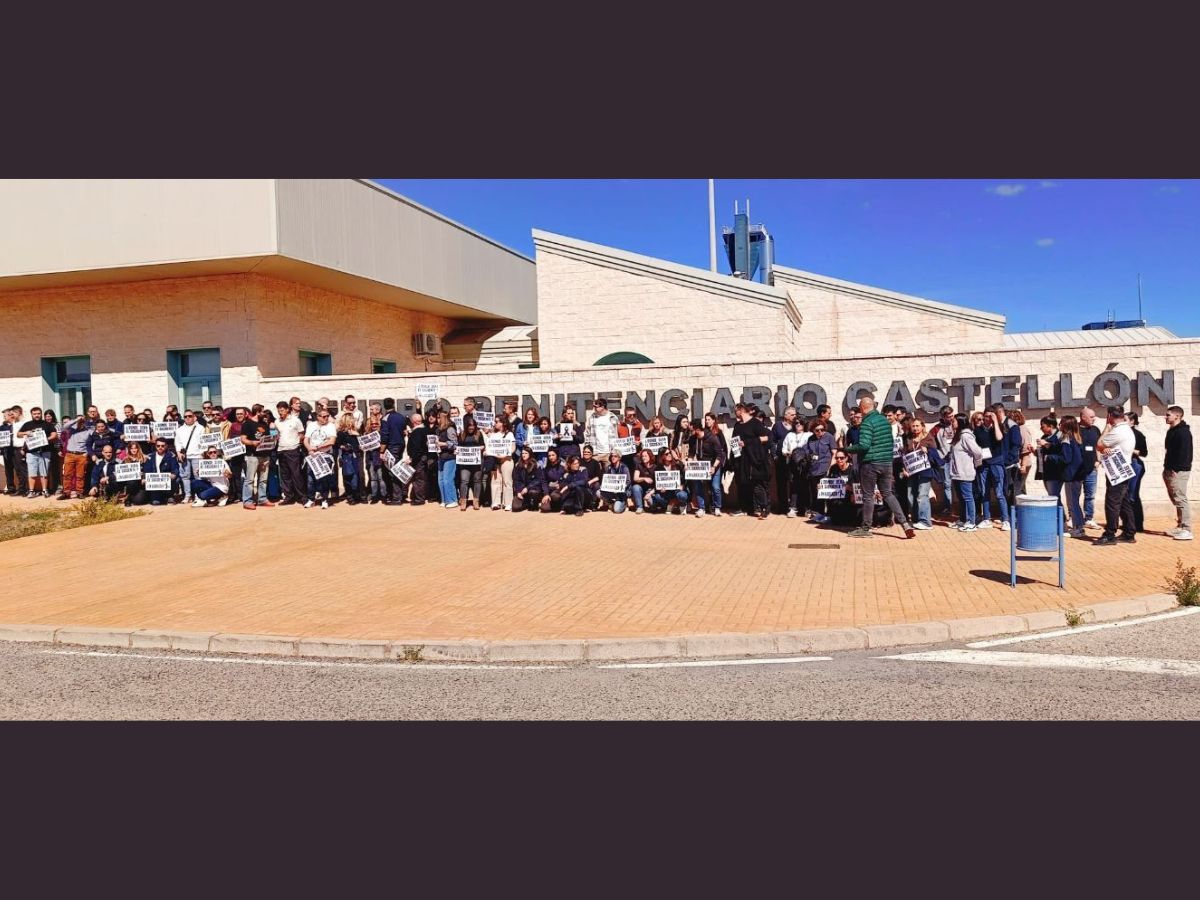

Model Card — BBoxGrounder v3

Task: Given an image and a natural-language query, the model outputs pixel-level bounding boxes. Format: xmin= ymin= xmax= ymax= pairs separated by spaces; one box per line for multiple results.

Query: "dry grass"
xmin=0 ymin=499 xmax=145 ymax=544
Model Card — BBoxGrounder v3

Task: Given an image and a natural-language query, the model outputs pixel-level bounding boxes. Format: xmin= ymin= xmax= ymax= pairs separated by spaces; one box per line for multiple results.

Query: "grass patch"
xmin=0 ymin=498 xmax=146 ymax=544
xmin=1165 ymin=559 xmax=1200 ymax=607
xmin=1063 ymin=606 xmax=1085 ymax=627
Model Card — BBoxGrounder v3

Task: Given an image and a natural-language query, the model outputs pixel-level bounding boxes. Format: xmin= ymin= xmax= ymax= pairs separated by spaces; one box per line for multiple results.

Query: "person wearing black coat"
xmin=512 ymin=448 xmax=545 ymax=512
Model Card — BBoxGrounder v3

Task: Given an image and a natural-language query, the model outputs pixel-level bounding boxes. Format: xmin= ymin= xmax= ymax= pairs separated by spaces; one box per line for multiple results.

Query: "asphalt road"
xmin=3 ymin=611 xmax=1199 ymax=720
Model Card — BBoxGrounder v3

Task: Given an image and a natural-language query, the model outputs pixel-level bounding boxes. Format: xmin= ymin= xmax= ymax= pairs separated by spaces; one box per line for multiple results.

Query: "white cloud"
xmin=1040 ymin=181 xmax=1059 ymax=189
xmin=987 ymin=184 xmax=1026 ymax=197
xmin=1035 ymin=238 xmax=1055 ymax=247
xmin=1157 ymin=185 xmax=1181 ymax=194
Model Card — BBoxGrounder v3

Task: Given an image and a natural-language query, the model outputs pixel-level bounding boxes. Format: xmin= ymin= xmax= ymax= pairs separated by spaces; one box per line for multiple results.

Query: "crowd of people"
xmin=0 ymin=392 xmax=1192 ymax=542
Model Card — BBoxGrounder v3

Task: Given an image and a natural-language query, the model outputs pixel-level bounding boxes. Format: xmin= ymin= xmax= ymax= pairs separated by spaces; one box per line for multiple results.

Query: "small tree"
xmin=1164 ymin=559 xmax=1200 ymax=607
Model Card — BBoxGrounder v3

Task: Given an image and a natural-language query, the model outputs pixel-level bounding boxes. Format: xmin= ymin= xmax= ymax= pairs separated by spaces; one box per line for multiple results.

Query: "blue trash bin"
xmin=1015 ymin=494 xmax=1060 ymax=552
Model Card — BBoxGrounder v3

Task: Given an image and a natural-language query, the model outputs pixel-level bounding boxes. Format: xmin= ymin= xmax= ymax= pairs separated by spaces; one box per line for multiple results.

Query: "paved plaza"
xmin=0 ymin=495 xmax=1191 ymax=643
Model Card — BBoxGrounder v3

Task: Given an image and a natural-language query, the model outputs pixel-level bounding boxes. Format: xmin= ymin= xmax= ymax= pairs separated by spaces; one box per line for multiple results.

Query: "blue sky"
xmin=372 ymin=179 xmax=1197 ymax=336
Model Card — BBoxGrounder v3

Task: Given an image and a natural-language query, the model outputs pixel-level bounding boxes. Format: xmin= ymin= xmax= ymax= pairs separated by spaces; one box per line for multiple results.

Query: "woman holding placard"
xmin=363 ymin=412 xmax=386 ymax=504
xmin=631 ymin=447 xmax=657 ymax=514
xmin=899 ymin=419 xmax=941 ymax=530
xmin=120 ymin=442 xmax=150 ymax=507
xmin=456 ymin=417 xmax=485 ymax=511
xmin=435 ymin=410 xmax=459 ymax=508
xmin=489 ymin=418 xmax=516 ymax=511
xmin=599 ymin=449 xmax=631 ymax=513
xmin=190 ymin=447 xmax=232 ymax=507
xmin=515 ymin=407 xmax=539 ymax=457
xmin=531 ymin=416 xmax=554 ymax=468
xmin=335 ymin=412 xmax=365 ymax=505
xmin=555 ymin=406 xmax=583 ymax=460
xmin=649 ymin=450 xmax=690 ymax=515
xmin=804 ymin=420 xmax=838 ymax=524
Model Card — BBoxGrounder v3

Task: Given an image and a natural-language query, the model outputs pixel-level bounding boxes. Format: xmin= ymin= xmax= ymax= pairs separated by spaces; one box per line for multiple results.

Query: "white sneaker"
xmin=912 ymin=521 xmax=932 ymax=530
xmin=959 ymin=523 xmax=977 ymax=532
xmin=321 ymin=500 xmax=329 ymax=509
xmin=696 ymin=509 xmax=706 ymax=517
xmin=786 ymin=508 xmax=797 ymax=518
xmin=191 ymin=498 xmax=205 ymax=508
xmin=1175 ymin=530 xmax=1194 ymax=541
xmin=1000 ymin=521 xmax=1011 ymax=532
xmin=976 ymin=520 xmax=993 ymax=529
xmin=733 ymin=511 xmax=747 ymax=517
xmin=1166 ymin=526 xmax=1182 ymax=536
xmin=1085 ymin=520 xmax=1101 ymax=530
xmin=217 ymin=497 xmax=228 ymax=507
xmin=713 ymin=509 xmax=722 ymax=517
xmin=444 ymin=502 xmax=456 ymax=509
xmin=504 ymin=505 xmax=512 ymax=512
xmin=304 ymin=499 xmax=314 ymax=509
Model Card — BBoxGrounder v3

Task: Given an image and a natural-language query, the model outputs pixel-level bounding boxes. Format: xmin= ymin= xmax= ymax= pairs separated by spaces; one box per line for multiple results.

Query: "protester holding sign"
xmin=362 ymin=413 xmax=387 ymax=504
xmin=599 ymin=450 xmax=631 ymax=513
xmin=455 ymin=417 xmax=485 ymax=511
xmin=18 ymin=407 xmax=57 ymax=498
xmin=238 ymin=411 xmax=273 ymax=510
xmin=273 ymin=402 xmax=307 ymax=507
xmin=302 ymin=407 xmax=337 ymax=509
xmin=1095 ymin=406 xmax=1138 ymax=546
xmin=434 ymin=410 xmax=459 ymax=509
xmin=648 ymin=452 xmax=689 ymax=514
xmin=804 ymin=421 xmax=838 ymax=524
xmin=732 ymin=403 xmax=772 ymax=519
xmin=555 ymin=406 xmax=583 ymax=460
xmin=488 ymin=418 xmax=516 ymax=511
xmin=141 ymin=437 xmax=179 ymax=506
xmin=899 ymin=419 xmax=942 ymax=530
xmin=512 ymin=447 xmax=545 ymax=512
xmin=191 ymin=447 xmax=232 ymax=506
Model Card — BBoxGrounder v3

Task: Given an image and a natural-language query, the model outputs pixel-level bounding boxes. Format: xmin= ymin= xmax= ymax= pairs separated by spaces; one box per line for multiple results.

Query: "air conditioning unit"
xmin=412 ymin=333 xmax=441 ymax=358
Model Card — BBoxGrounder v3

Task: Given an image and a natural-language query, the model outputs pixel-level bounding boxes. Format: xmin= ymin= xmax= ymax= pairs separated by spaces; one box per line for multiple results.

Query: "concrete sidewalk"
xmin=0 ymin=494 xmax=1190 ymax=661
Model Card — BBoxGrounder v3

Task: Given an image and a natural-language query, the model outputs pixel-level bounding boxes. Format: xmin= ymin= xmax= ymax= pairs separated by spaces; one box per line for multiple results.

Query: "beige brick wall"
xmin=535 ymin=246 xmax=798 ymax=369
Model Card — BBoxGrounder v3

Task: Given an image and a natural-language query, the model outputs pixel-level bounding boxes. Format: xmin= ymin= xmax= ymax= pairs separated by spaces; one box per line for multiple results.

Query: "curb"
xmin=0 ymin=594 xmax=1182 ymax=664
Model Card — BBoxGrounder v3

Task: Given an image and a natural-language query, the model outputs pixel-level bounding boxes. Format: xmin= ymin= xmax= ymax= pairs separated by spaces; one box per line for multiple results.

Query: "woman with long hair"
xmin=648 ymin=449 xmax=690 ymax=515
xmin=121 ymin=440 xmax=150 ymax=507
xmin=900 ymin=418 xmax=942 ymax=530
xmin=702 ymin=413 xmax=728 ymax=516
xmin=514 ymin=406 xmax=539 ymax=456
xmin=363 ymin=412 xmax=386 ymax=504
xmin=555 ymin=405 xmax=583 ymax=460
xmin=1010 ymin=409 xmax=1035 ymax=497
xmin=435 ymin=409 xmax=459 ymax=508
xmin=512 ymin=447 xmax=545 ymax=512
xmin=1057 ymin=414 xmax=1087 ymax=537
xmin=1127 ymin=412 xmax=1148 ymax=532
xmin=489 ymin=416 xmax=517 ymax=511
xmin=334 ymin=411 xmax=364 ymax=505
xmin=532 ymin=415 xmax=554 ymax=468
xmin=948 ymin=413 xmax=984 ymax=532
xmin=456 ymin=416 xmax=485 ymax=511
xmin=631 ymin=447 xmax=656 ymax=514
xmin=539 ymin=448 xmax=566 ymax=512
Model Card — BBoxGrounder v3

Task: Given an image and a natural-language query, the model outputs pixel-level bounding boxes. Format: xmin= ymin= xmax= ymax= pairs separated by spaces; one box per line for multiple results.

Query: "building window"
xmin=168 ymin=349 xmax=222 ymax=411
xmin=593 ymin=351 xmax=654 ymax=366
xmin=42 ymin=356 xmax=92 ymax=417
xmin=371 ymin=359 xmax=397 ymax=375
xmin=299 ymin=350 xmax=333 ymax=377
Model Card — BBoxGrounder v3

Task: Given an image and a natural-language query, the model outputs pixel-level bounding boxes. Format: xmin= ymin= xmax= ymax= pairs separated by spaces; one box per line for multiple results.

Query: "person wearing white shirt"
xmin=1095 ymin=406 xmax=1137 ymax=546
xmin=488 ymin=420 xmax=518 ymax=511
xmin=274 ymin=401 xmax=308 ymax=505
xmin=304 ymin=409 xmax=338 ymax=509
xmin=585 ymin=397 xmax=620 ymax=456
xmin=172 ymin=410 xmax=205 ymax=503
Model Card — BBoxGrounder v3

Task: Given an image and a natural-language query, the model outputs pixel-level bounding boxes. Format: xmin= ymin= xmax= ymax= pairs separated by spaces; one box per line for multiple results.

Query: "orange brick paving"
xmin=0 ymin=496 xmax=1195 ymax=642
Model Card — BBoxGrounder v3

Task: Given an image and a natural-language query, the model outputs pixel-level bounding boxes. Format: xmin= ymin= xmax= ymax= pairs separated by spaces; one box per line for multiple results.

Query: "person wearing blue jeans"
xmin=241 ymin=454 xmax=270 ymax=505
xmin=434 ymin=410 xmax=458 ymax=508
xmin=1078 ymin=407 xmax=1102 ymax=526
xmin=978 ymin=461 xmax=1010 ymax=529
xmin=955 ymin=480 xmax=976 ymax=530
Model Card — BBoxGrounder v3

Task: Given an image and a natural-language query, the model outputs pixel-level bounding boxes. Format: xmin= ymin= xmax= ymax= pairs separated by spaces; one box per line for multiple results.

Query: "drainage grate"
xmin=787 ymin=543 xmax=840 ymax=550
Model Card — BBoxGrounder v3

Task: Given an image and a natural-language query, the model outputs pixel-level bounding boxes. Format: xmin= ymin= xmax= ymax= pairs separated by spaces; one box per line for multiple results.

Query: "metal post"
xmin=1058 ymin=505 xmax=1066 ymax=588
xmin=708 ymin=179 xmax=717 ymax=273
xmin=1010 ymin=506 xmax=1017 ymax=588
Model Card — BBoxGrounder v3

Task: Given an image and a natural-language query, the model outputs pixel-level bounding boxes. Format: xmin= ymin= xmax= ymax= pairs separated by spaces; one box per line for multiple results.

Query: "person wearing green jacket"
xmin=843 ymin=396 xmax=915 ymax=539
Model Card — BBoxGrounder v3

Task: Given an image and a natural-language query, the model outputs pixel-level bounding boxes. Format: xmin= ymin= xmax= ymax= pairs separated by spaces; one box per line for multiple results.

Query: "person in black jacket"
xmin=1163 ymin=405 xmax=1192 ymax=540
xmin=380 ymin=403 xmax=408 ymax=504
xmin=1128 ymin=412 xmax=1149 ymax=532
xmin=733 ymin=403 xmax=771 ymax=519
xmin=539 ymin=449 xmax=567 ymax=512
xmin=512 ymin=448 xmax=545 ymax=512
xmin=403 ymin=413 xmax=430 ymax=506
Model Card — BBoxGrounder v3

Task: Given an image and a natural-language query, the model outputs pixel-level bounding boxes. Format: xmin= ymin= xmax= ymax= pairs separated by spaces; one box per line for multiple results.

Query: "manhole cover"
xmin=787 ymin=543 xmax=840 ymax=550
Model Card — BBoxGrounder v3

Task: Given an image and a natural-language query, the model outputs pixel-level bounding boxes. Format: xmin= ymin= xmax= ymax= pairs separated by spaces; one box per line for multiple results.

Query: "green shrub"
xmin=1165 ymin=559 xmax=1200 ymax=607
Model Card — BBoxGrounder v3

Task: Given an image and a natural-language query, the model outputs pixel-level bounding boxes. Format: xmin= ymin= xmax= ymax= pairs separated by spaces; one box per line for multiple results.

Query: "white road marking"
xmin=966 ymin=607 xmax=1200 ymax=649
xmin=884 ymin=648 xmax=1200 ymax=677
xmin=42 ymin=649 xmax=562 ymax=671
xmin=598 ymin=656 xmax=832 ymax=670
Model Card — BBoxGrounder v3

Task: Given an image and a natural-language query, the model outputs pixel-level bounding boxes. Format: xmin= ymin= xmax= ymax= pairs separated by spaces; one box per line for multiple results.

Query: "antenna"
xmin=1137 ymin=273 xmax=1144 ymax=322
xmin=708 ymin=179 xmax=717 ymax=273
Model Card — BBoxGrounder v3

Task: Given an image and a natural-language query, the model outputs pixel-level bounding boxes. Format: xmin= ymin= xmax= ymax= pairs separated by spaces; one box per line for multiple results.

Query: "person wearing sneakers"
xmin=303 ymin=407 xmax=338 ymax=509
xmin=843 ymin=396 xmax=915 ymax=539
xmin=1094 ymin=406 xmax=1137 ymax=547
xmin=1078 ymin=407 xmax=1103 ymax=530
xmin=1163 ymin=405 xmax=1192 ymax=541
xmin=239 ymin=411 xmax=273 ymax=510
xmin=948 ymin=413 xmax=984 ymax=532
xmin=901 ymin=418 xmax=943 ymax=531
xmin=190 ymin=447 xmax=232 ymax=507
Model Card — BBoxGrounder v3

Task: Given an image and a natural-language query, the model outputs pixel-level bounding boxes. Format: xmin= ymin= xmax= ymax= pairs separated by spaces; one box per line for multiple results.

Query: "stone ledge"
xmin=55 ymin=627 xmax=132 ymax=649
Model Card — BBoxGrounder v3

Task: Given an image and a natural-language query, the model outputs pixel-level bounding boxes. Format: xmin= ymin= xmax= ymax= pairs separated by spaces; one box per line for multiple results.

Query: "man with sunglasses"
xmin=173 ymin=409 xmax=205 ymax=504
xmin=144 ymin=437 xmax=180 ymax=506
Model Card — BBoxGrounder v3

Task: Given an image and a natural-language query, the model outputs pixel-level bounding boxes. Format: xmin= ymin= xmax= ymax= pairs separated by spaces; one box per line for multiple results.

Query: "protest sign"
xmin=529 ymin=433 xmax=554 ymax=452
xmin=892 ymin=434 xmax=903 ymax=458
xmin=123 ymin=424 xmax=151 ymax=442
xmin=415 ymin=383 xmax=440 ymax=402
xmin=451 ymin=416 xmax=464 ymax=432
xmin=601 ymin=473 xmax=628 ymax=493
xmin=612 ymin=436 xmax=637 ymax=456
xmin=305 ymin=453 xmax=334 ymax=478
xmin=392 ymin=461 xmax=415 ymax=484
xmin=143 ymin=473 xmax=172 ymax=492
xmin=255 ymin=434 xmax=278 ymax=452
xmin=655 ymin=469 xmax=682 ymax=490
xmin=382 ymin=449 xmax=396 ymax=468
xmin=485 ymin=435 xmax=508 ymax=457
xmin=23 ymin=429 xmax=48 ymax=449
xmin=197 ymin=459 xmax=226 ymax=478
xmin=851 ymin=483 xmax=883 ymax=504
xmin=220 ymin=438 xmax=245 ymax=459
xmin=426 ymin=435 xmax=440 ymax=453
xmin=644 ymin=434 xmax=668 ymax=453
xmin=455 ymin=446 xmax=482 ymax=466
xmin=816 ymin=478 xmax=847 ymax=500
xmin=472 ymin=410 xmax=495 ymax=429
xmin=152 ymin=421 xmax=177 ymax=439
xmin=729 ymin=436 xmax=743 ymax=458
xmin=902 ymin=449 xmax=930 ymax=475
xmin=0 ymin=431 xmax=11 ymax=448
xmin=685 ymin=460 xmax=709 ymax=481
xmin=979 ymin=447 xmax=993 ymax=460
xmin=115 ymin=462 xmax=142 ymax=482
xmin=558 ymin=423 xmax=579 ymax=441
xmin=358 ymin=431 xmax=381 ymax=452
xmin=198 ymin=432 xmax=222 ymax=450
xmin=1101 ymin=448 xmax=1135 ymax=486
